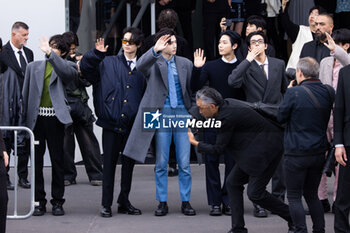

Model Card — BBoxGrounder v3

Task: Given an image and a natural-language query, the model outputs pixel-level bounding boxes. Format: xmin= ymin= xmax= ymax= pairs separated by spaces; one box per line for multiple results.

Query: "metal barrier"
xmin=1 ymin=126 xmax=36 ymax=219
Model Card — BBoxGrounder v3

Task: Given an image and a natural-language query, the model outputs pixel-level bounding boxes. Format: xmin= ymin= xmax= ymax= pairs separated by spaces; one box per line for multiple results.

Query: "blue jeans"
xmin=155 ymin=105 xmax=191 ymax=202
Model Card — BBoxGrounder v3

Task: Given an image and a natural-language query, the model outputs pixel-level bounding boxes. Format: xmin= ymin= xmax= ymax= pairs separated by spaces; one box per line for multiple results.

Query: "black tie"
xmin=18 ymin=51 xmax=27 ymax=74
xmin=260 ymin=64 xmax=267 ymax=79
xmin=127 ymin=60 xmax=133 ymax=70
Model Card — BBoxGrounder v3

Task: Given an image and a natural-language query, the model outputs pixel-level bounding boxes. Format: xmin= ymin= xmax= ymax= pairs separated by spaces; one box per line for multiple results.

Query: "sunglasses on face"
xmin=122 ymin=40 xmax=136 ymax=45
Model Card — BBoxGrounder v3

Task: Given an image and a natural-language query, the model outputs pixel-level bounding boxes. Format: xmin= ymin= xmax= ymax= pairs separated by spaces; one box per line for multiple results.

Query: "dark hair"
xmin=62 ymin=31 xmax=79 ymax=46
xmin=246 ymin=15 xmax=266 ymax=30
xmin=246 ymin=30 xmax=267 ymax=46
xmin=122 ymin=27 xmax=144 ymax=46
xmin=0 ymin=37 xmax=2 ymax=50
xmin=196 ymin=87 xmax=223 ymax=106
xmin=309 ymin=5 xmax=327 ymax=15
xmin=49 ymin=34 xmax=70 ymax=58
xmin=154 ymin=28 xmax=176 ymax=44
xmin=220 ymin=30 xmax=241 ymax=47
xmin=11 ymin=21 xmax=29 ymax=31
xmin=333 ymin=28 xmax=350 ymax=52
xmin=157 ymin=9 xmax=178 ymax=30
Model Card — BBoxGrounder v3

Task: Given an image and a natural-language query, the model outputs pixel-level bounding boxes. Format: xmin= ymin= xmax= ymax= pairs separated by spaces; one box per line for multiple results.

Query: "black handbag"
xmin=322 ymin=142 xmax=337 ymax=177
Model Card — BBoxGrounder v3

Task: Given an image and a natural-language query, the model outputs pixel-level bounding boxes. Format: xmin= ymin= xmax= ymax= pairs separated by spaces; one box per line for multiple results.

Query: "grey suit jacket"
xmin=319 ymin=45 xmax=350 ymax=86
xmin=21 ymin=51 xmax=77 ymax=131
xmin=228 ymin=57 xmax=288 ymax=105
xmin=123 ymin=48 xmax=193 ymax=163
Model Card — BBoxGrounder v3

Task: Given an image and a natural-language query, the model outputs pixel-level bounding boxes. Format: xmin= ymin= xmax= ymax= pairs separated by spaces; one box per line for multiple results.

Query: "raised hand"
xmin=154 ymin=35 xmax=171 ymax=53
xmin=220 ymin=17 xmax=227 ymax=32
xmin=323 ymin=32 xmax=336 ymax=51
xmin=282 ymin=0 xmax=289 ymax=12
xmin=246 ymin=47 xmax=262 ymax=62
xmin=95 ymin=38 xmax=108 ymax=52
xmin=194 ymin=49 xmax=206 ymax=68
xmin=39 ymin=36 xmax=51 ymax=55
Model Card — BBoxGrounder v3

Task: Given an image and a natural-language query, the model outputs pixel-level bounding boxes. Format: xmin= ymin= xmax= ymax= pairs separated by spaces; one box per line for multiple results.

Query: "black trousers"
xmin=226 ymin=155 xmax=292 ymax=232
xmin=34 ymin=116 xmax=65 ymax=206
xmin=63 ymin=122 xmax=102 ymax=182
xmin=101 ymin=129 xmax=136 ymax=207
xmin=284 ymin=154 xmax=325 ymax=233
xmin=271 ymin=155 xmax=286 ymax=200
xmin=0 ymin=157 xmax=8 ymax=233
xmin=334 ymin=146 xmax=350 ymax=233
xmin=204 ymin=129 xmax=235 ymax=206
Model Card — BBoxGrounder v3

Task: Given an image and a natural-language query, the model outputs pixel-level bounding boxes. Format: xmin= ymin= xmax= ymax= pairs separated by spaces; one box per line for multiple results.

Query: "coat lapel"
xmin=157 ymin=59 xmax=169 ymax=91
xmin=34 ymin=61 xmax=47 ymax=93
xmin=4 ymin=43 xmax=22 ymax=75
xmin=249 ymin=60 xmax=267 ymax=89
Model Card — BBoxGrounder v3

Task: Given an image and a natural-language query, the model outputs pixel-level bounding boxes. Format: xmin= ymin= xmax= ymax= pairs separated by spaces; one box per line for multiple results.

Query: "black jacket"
xmin=197 ymin=99 xmax=284 ymax=176
xmin=80 ymin=49 xmax=146 ymax=133
xmin=278 ymin=79 xmax=334 ymax=156
xmin=300 ymin=40 xmax=330 ymax=64
xmin=0 ymin=42 xmax=34 ymax=90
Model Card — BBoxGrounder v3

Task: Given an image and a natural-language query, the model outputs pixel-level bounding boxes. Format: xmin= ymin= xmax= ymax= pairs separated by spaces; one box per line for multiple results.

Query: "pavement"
xmin=6 ymin=165 xmax=335 ymax=233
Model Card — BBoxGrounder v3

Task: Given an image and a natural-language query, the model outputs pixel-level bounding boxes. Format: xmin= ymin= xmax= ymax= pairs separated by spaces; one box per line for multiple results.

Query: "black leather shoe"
xmin=52 ymin=203 xmax=65 ymax=216
xmin=18 ymin=178 xmax=31 ymax=189
xmin=288 ymin=221 xmax=296 ymax=233
xmin=7 ymin=179 xmax=14 ymax=191
xmin=222 ymin=204 xmax=232 ymax=215
xmin=210 ymin=205 xmax=222 ymax=216
xmin=33 ymin=205 xmax=46 ymax=216
xmin=118 ymin=204 xmax=142 ymax=215
xmin=168 ymin=167 xmax=179 ymax=177
xmin=155 ymin=202 xmax=168 ymax=216
xmin=64 ymin=179 xmax=76 ymax=186
xmin=101 ymin=206 xmax=112 ymax=217
xmin=181 ymin=201 xmax=196 ymax=216
xmin=253 ymin=204 xmax=268 ymax=218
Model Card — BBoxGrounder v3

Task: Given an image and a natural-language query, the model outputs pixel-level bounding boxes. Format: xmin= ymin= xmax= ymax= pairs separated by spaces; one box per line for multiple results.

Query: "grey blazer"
xmin=21 ymin=51 xmax=77 ymax=130
xmin=123 ymin=48 xmax=193 ymax=163
xmin=228 ymin=57 xmax=288 ymax=105
xmin=319 ymin=45 xmax=350 ymax=86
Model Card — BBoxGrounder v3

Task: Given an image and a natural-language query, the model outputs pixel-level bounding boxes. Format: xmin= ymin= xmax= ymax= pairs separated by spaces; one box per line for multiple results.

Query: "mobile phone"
xmin=225 ymin=19 xmax=232 ymax=27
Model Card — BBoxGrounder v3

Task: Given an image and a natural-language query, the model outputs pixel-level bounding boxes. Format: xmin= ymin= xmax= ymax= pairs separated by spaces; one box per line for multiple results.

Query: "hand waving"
xmin=194 ymin=49 xmax=206 ymax=68
xmin=39 ymin=36 xmax=51 ymax=55
xmin=323 ymin=32 xmax=336 ymax=51
xmin=95 ymin=38 xmax=109 ymax=52
xmin=154 ymin=35 xmax=171 ymax=53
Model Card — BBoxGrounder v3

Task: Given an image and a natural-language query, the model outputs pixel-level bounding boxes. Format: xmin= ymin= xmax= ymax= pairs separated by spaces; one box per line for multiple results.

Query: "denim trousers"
xmin=155 ymin=105 xmax=191 ymax=202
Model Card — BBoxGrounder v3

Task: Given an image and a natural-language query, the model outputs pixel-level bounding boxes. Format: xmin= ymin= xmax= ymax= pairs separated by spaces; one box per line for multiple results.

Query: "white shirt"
xmin=124 ymin=55 xmax=137 ymax=71
xmin=221 ymin=56 xmax=238 ymax=64
xmin=10 ymin=41 xmax=28 ymax=67
xmin=255 ymin=57 xmax=269 ymax=80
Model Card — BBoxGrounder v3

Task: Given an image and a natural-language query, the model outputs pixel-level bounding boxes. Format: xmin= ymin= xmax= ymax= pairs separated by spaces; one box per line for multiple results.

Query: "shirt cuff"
xmin=335 ymin=144 xmax=344 ymax=148
xmin=152 ymin=48 xmax=161 ymax=57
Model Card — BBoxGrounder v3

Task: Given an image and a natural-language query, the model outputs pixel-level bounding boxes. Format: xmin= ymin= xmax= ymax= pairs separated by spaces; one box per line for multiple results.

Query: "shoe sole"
xmin=209 ymin=213 xmax=222 ymax=216
xmin=118 ymin=210 xmax=142 ymax=215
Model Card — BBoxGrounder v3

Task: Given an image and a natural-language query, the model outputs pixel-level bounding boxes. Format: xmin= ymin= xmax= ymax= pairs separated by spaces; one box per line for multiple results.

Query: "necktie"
xmin=167 ymin=60 xmax=177 ymax=108
xmin=18 ymin=51 xmax=27 ymax=74
xmin=127 ymin=60 xmax=133 ymax=70
xmin=260 ymin=64 xmax=267 ymax=79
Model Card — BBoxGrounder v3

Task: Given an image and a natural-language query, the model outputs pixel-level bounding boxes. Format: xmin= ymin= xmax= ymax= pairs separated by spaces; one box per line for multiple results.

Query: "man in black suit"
xmin=0 ymin=22 xmax=34 ymax=190
xmin=333 ymin=64 xmax=350 ymax=233
xmin=228 ymin=30 xmax=288 ymax=217
xmin=188 ymin=87 xmax=295 ymax=233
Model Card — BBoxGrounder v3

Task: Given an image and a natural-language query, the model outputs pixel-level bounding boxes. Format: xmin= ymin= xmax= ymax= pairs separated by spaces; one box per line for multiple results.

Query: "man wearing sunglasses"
xmin=123 ymin=28 xmax=196 ymax=216
xmin=80 ymin=27 xmax=146 ymax=218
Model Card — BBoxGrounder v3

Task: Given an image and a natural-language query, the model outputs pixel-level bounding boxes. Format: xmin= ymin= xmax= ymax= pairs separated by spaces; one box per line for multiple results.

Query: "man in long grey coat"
xmin=20 ymin=35 xmax=76 ymax=216
xmin=123 ymin=28 xmax=195 ymax=216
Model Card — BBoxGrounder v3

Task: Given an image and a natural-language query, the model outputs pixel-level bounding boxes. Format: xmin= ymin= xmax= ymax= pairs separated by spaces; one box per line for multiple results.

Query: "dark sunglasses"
xmin=122 ymin=40 xmax=136 ymax=45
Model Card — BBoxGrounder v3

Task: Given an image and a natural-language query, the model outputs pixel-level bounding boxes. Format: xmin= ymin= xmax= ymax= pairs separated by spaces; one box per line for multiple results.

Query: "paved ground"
xmin=6 ymin=165 xmax=335 ymax=233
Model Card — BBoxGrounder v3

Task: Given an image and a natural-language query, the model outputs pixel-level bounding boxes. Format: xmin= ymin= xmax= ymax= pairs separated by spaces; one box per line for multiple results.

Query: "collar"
xmin=299 ymin=78 xmax=321 ymax=85
xmin=221 ymin=56 xmax=237 ymax=64
xmin=10 ymin=41 xmax=23 ymax=53
xmin=254 ymin=57 xmax=268 ymax=66
xmin=163 ymin=55 xmax=175 ymax=63
xmin=124 ymin=54 xmax=137 ymax=64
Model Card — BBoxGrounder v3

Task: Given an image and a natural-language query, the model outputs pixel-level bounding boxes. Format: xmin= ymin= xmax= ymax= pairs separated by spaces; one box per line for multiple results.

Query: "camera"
xmin=225 ymin=19 xmax=232 ymax=27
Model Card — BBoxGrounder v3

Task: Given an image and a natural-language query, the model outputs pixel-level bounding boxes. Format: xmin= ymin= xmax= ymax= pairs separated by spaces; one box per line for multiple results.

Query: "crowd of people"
xmin=1 ymin=0 xmax=350 ymax=233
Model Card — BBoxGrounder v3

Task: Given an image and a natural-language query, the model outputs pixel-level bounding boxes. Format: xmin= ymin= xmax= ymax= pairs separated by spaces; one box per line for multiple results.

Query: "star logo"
xmin=150 ymin=109 xmax=162 ymax=122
